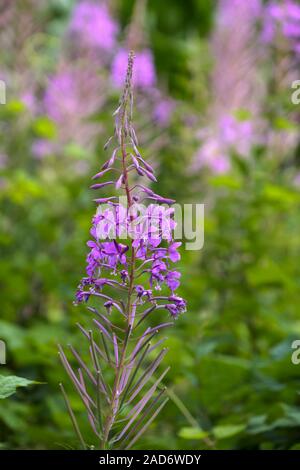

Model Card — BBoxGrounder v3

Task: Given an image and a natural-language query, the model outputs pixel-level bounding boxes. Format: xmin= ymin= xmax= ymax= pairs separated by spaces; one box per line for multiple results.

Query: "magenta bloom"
xmin=0 ymin=154 xmax=7 ymax=169
xmin=44 ymin=72 xmax=78 ymax=123
xmin=59 ymin=53 xmax=186 ymax=450
xmin=194 ymin=137 xmax=230 ymax=174
xmin=218 ymin=0 xmax=262 ymax=24
xmin=21 ymin=91 xmax=36 ymax=113
xmin=153 ymin=99 xmax=175 ymax=126
xmin=193 ymin=0 xmax=264 ymax=174
xmin=111 ymin=48 xmax=156 ymax=89
xmin=262 ymin=0 xmax=300 ymax=57
xmin=32 ymin=140 xmax=54 ymax=160
xmin=69 ymin=1 xmax=118 ymax=50
xmin=193 ymin=114 xmax=256 ymax=174
xmin=79 ymin=47 xmax=185 ymax=320
xmin=43 ymin=68 xmax=102 ymax=131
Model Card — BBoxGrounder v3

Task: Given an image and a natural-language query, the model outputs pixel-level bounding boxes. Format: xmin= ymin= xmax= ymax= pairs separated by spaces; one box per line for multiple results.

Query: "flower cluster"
xmin=44 ymin=67 xmax=104 ymax=125
xmin=31 ymin=0 xmax=174 ymax=169
xmin=262 ymin=0 xmax=300 ymax=57
xmin=75 ymin=71 xmax=185 ymax=315
xmin=38 ymin=64 xmax=106 ymax=162
xmin=69 ymin=0 xmax=118 ymax=51
xmin=153 ymin=98 xmax=176 ymax=126
xmin=60 ymin=52 xmax=186 ymax=450
xmin=194 ymin=116 xmax=257 ymax=174
xmin=193 ymin=0 xmax=264 ymax=173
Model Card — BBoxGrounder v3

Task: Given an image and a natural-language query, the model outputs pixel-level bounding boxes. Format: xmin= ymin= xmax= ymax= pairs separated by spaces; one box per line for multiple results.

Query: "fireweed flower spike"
xmin=59 ymin=51 xmax=186 ymax=450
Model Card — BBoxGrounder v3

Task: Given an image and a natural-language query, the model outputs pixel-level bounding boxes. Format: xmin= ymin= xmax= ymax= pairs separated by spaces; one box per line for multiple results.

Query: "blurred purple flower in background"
xmin=0 ymin=0 xmax=175 ymax=172
xmin=194 ymin=134 xmax=230 ymax=175
xmin=42 ymin=64 xmax=106 ymax=152
xmin=44 ymin=67 xmax=105 ymax=125
xmin=261 ymin=0 xmax=300 ymax=160
xmin=293 ymin=172 xmax=300 ymax=188
xmin=21 ymin=91 xmax=37 ymax=114
xmin=153 ymin=99 xmax=176 ymax=127
xmin=32 ymin=140 xmax=54 ymax=160
xmin=69 ymin=0 xmax=118 ymax=50
xmin=217 ymin=0 xmax=262 ymax=24
xmin=262 ymin=0 xmax=300 ymax=57
xmin=193 ymin=0 xmax=265 ymax=173
xmin=44 ymin=71 xmax=78 ymax=123
xmin=0 ymin=154 xmax=8 ymax=169
xmin=111 ymin=48 xmax=156 ymax=89
xmin=220 ymin=115 xmax=256 ymax=157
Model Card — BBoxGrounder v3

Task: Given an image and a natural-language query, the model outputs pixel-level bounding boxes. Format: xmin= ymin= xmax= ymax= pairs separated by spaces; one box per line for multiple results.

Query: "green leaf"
xmin=5 ymin=100 xmax=26 ymax=115
xmin=178 ymin=427 xmax=208 ymax=440
xmin=33 ymin=116 xmax=57 ymax=139
xmin=0 ymin=375 xmax=37 ymax=399
xmin=234 ymin=108 xmax=252 ymax=121
xmin=63 ymin=143 xmax=90 ymax=159
xmin=263 ymin=184 xmax=299 ymax=205
xmin=246 ymin=259 xmax=290 ymax=288
xmin=273 ymin=116 xmax=297 ymax=131
xmin=213 ymin=424 xmax=245 ymax=440
xmin=290 ymin=444 xmax=300 ymax=450
xmin=209 ymin=175 xmax=241 ymax=189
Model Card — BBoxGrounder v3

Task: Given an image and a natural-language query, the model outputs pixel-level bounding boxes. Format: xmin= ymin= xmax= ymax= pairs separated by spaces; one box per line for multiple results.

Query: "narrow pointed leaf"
xmin=119 ymin=343 xmax=151 ymax=409
xmin=77 ymin=323 xmax=107 ymax=362
xmin=121 ymin=388 xmax=167 ymax=447
xmin=78 ymin=369 xmax=100 ymax=438
xmin=93 ymin=319 xmax=113 ymax=342
xmin=116 ymin=368 xmax=169 ymax=443
xmin=126 ymin=350 xmax=169 ymax=405
xmin=59 ymin=383 xmax=86 ymax=450
xmin=125 ymin=398 xmax=169 ymax=449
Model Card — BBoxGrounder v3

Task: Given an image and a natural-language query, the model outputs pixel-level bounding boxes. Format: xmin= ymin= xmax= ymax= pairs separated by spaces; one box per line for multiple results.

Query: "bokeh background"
xmin=1 ymin=0 xmax=300 ymax=450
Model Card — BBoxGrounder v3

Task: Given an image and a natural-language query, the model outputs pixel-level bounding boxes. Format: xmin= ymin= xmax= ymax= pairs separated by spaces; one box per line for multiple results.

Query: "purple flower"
xmin=168 ymin=242 xmax=181 ymax=262
xmin=193 ymin=0 xmax=264 ymax=173
xmin=193 ymin=136 xmax=231 ymax=174
xmin=294 ymin=172 xmax=300 ymax=188
xmin=135 ymin=285 xmax=145 ymax=298
xmin=0 ymin=154 xmax=8 ymax=169
xmin=168 ymin=295 xmax=187 ymax=311
xmin=43 ymin=67 xmax=101 ymax=126
xmin=75 ymin=289 xmax=91 ymax=304
xmin=104 ymin=300 xmax=113 ymax=314
xmin=165 ymin=271 xmax=181 ymax=292
xmin=262 ymin=0 xmax=300 ymax=57
xmin=120 ymin=269 xmax=128 ymax=283
xmin=153 ymin=99 xmax=175 ymax=126
xmin=135 ymin=285 xmax=152 ymax=301
xmin=111 ymin=48 xmax=156 ymax=89
xmin=165 ymin=300 xmax=186 ymax=318
xmin=210 ymin=155 xmax=231 ymax=174
xmin=32 ymin=140 xmax=54 ymax=160
xmin=164 ymin=296 xmax=186 ymax=317
xmin=21 ymin=91 xmax=36 ymax=113
xmin=44 ymin=71 xmax=78 ymax=123
xmin=64 ymin=53 xmax=186 ymax=450
xmin=43 ymin=67 xmax=104 ymax=137
xmin=69 ymin=1 xmax=118 ymax=50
